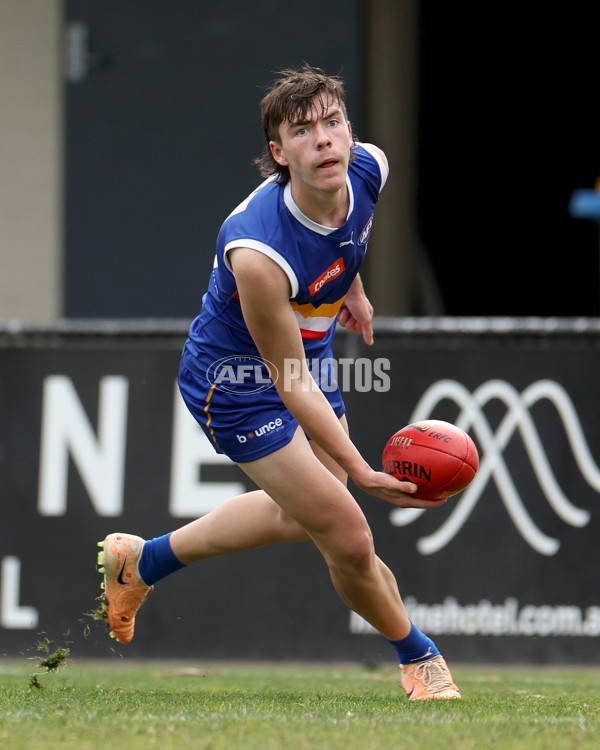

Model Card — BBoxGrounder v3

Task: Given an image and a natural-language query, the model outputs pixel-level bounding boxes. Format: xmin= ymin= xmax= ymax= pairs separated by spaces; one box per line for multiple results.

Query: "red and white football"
xmin=382 ymin=420 xmax=479 ymax=501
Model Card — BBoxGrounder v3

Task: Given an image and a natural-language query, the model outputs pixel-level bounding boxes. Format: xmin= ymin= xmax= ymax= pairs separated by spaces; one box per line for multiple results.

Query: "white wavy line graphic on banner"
xmin=389 ymin=380 xmax=600 ymax=556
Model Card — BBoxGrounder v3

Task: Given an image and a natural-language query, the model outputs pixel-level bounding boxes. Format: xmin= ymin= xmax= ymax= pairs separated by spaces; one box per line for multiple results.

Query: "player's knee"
xmin=327 ymin=527 xmax=375 ymax=575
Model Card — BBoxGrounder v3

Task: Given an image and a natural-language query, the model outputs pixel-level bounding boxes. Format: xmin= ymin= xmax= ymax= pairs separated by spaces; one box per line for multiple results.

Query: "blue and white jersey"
xmin=188 ymin=143 xmax=388 ymax=363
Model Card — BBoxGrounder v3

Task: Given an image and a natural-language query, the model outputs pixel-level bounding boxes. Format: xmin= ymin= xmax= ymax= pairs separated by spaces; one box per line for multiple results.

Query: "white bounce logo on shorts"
xmin=236 ymin=418 xmax=284 ymax=443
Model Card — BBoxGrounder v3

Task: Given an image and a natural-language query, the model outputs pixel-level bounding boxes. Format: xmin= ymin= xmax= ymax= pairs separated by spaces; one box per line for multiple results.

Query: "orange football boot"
xmin=97 ymin=533 xmax=153 ymax=644
xmin=401 ymin=655 xmax=462 ymax=700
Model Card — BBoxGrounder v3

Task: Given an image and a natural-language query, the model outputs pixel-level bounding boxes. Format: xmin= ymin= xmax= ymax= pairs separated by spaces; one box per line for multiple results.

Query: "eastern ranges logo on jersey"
xmin=358 ymin=215 xmax=374 ymax=245
xmin=309 ymin=257 xmax=346 ymax=296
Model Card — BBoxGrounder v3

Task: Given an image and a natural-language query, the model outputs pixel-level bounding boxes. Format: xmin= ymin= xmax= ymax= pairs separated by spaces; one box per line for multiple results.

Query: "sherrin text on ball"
xmin=382 ymin=420 xmax=479 ymax=501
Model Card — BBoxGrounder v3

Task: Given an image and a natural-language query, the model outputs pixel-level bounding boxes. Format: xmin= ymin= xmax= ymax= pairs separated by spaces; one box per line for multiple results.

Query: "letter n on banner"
xmin=38 ymin=375 xmax=128 ymax=516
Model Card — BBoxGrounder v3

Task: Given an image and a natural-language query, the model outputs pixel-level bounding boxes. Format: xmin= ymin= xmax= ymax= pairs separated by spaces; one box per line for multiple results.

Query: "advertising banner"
xmin=1 ymin=319 xmax=599 ymax=665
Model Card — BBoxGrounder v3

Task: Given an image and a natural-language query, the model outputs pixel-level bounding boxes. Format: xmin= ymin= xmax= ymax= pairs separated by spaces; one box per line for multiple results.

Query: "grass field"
xmin=2 ymin=658 xmax=600 ymax=749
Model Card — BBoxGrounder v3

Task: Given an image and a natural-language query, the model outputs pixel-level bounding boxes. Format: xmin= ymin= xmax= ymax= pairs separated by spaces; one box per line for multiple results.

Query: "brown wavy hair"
xmin=254 ymin=64 xmax=357 ymax=185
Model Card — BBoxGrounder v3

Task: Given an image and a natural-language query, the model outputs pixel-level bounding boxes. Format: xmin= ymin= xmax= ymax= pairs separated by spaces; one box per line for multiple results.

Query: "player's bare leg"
xmin=236 ymin=426 xmax=412 ymax=641
xmin=169 ymin=489 xmax=310 ymax=562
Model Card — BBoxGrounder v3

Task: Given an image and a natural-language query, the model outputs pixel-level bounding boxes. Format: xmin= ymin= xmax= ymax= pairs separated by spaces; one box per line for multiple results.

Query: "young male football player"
xmin=98 ymin=64 xmax=461 ymax=701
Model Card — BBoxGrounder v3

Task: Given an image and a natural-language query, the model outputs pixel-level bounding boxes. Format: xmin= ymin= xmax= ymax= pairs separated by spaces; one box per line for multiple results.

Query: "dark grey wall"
xmin=64 ymin=0 xmax=363 ymax=317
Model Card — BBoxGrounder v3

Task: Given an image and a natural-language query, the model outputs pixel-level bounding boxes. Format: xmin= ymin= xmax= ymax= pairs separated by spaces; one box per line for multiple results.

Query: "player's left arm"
xmin=336 ymin=143 xmax=389 ymax=344
xmin=336 ymin=274 xmax=374 ymax=345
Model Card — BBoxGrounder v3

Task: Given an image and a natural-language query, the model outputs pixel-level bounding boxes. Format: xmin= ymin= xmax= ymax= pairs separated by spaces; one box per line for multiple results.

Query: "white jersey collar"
xmin=283 ymin=176 xmax=353 ymax=235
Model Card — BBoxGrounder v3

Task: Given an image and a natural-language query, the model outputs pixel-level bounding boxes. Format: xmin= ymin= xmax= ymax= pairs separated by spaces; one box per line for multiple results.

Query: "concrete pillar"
xmin=363 ymin=0 xmax=436 ymax=315
xmin=0 ymin=0 xmax=63 ymax=320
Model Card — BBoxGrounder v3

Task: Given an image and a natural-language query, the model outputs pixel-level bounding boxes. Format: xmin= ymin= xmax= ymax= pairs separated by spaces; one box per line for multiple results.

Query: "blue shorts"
xmin=178 ymin=341 xmax=346 ymax=463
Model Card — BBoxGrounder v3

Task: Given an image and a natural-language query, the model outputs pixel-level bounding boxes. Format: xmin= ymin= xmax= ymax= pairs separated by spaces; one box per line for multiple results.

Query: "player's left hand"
xmin=337 ymin=276 xmax=374 ymax=345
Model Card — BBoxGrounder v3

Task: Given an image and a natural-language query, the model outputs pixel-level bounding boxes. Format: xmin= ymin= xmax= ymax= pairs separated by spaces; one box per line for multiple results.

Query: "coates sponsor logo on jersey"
xmin=358 ymin=215 xmax=374 ymax=245
xmin=309 ymin=257 xmax=346 ymax=296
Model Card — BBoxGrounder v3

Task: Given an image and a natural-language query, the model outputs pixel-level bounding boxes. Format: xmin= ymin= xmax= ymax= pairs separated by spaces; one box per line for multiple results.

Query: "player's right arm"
xmin=228 ymin=247 xmax=442 ymax=509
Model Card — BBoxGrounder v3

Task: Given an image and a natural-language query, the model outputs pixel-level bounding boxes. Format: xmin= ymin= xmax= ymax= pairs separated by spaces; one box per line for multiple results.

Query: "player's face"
xmin=270 ymin=95 xmax=353 ymax=196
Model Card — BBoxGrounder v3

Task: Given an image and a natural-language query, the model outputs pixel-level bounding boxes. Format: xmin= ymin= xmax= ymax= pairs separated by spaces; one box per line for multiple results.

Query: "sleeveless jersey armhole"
xmin=359 ymin=142 xmax=389 ymax=191
xmin=223 ymin=239 xmax=300 ymax=298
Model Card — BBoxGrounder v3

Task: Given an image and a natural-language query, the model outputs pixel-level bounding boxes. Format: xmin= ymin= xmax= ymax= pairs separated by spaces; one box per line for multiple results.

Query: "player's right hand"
xmin=353 ymin=468 xmax=448 ymax=509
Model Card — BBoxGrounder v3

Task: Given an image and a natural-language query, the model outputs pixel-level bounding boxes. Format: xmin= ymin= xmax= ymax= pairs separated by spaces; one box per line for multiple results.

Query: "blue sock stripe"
xmin=387 ymin=622 xmax=440 ymax=665
xmin=138 ymin=532 xmax=185 ymax=586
